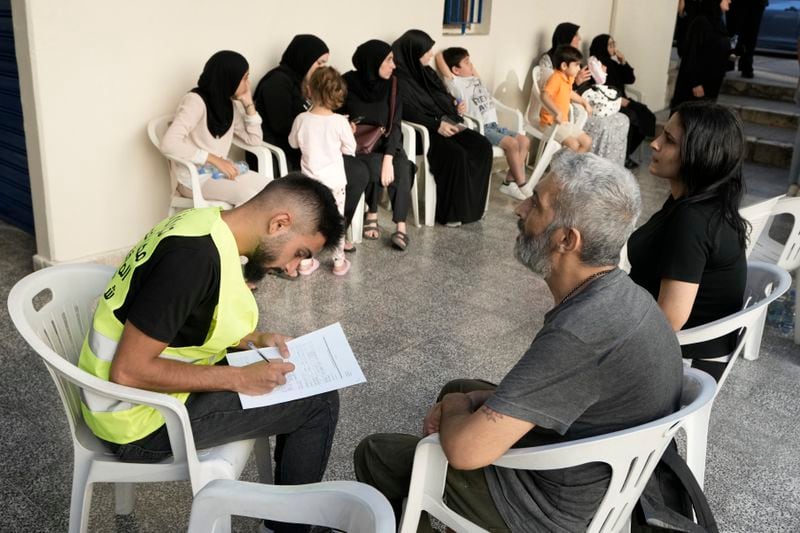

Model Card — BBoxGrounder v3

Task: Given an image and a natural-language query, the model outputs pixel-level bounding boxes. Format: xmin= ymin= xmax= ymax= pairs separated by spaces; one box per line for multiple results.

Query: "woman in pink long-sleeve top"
xmin=160 ymin=50 xmax=270 ymax=206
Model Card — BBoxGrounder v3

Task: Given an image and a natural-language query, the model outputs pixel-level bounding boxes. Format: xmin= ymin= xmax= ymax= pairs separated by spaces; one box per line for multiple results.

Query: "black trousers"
xmin=727 ymin=0 xmax=768 ymax=75
xmin=359 ymin=151 xmax=415 ymax=223
xmin=343 ymin=154 xmax=370 ymax=227
xmin=620 ymin=99 xmax=656 ymax=157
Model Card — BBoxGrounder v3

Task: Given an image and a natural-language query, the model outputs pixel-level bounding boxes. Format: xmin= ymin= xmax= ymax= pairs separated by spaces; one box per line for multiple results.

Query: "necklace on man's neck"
xmin=559 ymin=269 xmax=615 ymax=306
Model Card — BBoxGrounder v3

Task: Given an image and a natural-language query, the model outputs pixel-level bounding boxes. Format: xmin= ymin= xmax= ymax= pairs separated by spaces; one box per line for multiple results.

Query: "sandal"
xmin=390 ymin=231 xmax=409 ymax=251
xmin=332 ymin=258 xmax=351 ymax=276
xmin=298 ymin=258 xmax=320 ymax=276
xmin=344 ymin=241 xmax=357 ymax=253
xmin=363 ymin=219 xmax=381 ymax=240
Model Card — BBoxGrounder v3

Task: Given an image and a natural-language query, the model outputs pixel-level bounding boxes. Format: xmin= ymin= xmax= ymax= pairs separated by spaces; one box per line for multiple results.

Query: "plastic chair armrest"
xmin=401 ymin=122 xmax=416 ymax=157
xmin=231 ymin=138 xmax=286 ymax=179
xmin=626 ymin=86 xmax=643 ymax=102
xmin=162 ymin=153 xmax=207 ymax=208
xmin=403 ymin=121 xmax=430 ymax=153
xmin=462 ymin=113 xmax=482 ymax=134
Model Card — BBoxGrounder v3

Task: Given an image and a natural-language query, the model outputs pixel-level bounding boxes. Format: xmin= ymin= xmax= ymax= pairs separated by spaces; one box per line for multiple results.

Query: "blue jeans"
xmin=106 ymin=388 xmax=339 ymax=533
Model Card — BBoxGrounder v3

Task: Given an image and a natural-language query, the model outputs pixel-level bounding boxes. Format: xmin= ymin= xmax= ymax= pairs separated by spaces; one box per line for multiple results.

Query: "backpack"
xmin=631 ymin=442 xmax=719 ymax=533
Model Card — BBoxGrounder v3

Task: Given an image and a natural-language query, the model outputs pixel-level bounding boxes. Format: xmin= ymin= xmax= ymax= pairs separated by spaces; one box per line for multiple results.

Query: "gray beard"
xmin=514 ymin=221 xmax=555 ymax=279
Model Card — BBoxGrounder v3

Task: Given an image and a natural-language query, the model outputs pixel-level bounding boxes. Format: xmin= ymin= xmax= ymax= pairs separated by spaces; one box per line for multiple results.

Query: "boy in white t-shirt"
xmin=436 ymin=47 xmax=531 ymax=201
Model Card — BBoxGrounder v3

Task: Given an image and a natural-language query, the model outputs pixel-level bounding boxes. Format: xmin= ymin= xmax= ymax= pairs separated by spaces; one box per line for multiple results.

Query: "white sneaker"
xmin=499 ymin=181 xmax=528 ymax=201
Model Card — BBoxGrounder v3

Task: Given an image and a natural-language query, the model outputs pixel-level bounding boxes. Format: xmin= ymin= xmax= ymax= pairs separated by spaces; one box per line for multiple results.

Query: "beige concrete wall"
xmin=12 ymin=0 xmax=673 ymax=263
xmin=611 ymin=0 xmax=680 ymax=110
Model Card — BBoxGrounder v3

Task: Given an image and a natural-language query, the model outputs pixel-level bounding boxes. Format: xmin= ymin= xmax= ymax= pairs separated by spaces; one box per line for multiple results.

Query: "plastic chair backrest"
xmin=752 ymin=196 xmax=800 ymax=271
xmin=677 ymin=261 xmax=792 ymax=392
xmin=740 ymin=195 xmax=782 ymax=257
xmin=147 ymin=115 xmax=178 ymax=195
xmin=527 ymin=66 xmax=544 ymax=126
xmin=8 ymin=263 xmax=116 ymax=451
xmin=188 ymin=479 xmax=396 ymax=533
xmin=494 ymin=368 xmax=714 ymax=533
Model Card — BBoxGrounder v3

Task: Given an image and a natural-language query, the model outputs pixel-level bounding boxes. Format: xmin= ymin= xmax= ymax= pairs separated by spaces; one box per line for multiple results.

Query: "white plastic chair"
xmin=519 ymin=66 xmax=571 ymax=196
xmin=147 ymin=115 xmax=285 ymax=216
xmin=740 ymin=195 xmax=783 ymax=258
xmin=187 ymin=478 xmax=395 ymax=533
xmin=398 ymin=367 xmax=716 ymax=533
xmin=678 ymin=261 xmax=791 ymax=385
xmin=401 ymin=122 xmax=422 ymax=228
xmin=748 ymin=196 xmax=800 ymax=345
xmin=7 ymin=263 xmax=272 ymax=533
xmin=403 ymin=120 xmax=494 ymax=227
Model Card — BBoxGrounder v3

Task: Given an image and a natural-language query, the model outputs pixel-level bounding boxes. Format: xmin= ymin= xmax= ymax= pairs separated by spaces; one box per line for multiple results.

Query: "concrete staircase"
xmin=657 ymin=72 xmax=798 ymax=170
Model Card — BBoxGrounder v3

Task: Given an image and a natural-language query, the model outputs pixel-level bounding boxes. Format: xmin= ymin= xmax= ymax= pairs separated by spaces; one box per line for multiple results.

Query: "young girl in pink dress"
xmin=289 ymin=66 xmax=356 ymax=276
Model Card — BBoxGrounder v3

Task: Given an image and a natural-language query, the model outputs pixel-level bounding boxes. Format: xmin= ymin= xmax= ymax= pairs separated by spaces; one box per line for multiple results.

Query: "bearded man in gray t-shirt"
xmin=354 ymin=150 xmax=683 ymax=532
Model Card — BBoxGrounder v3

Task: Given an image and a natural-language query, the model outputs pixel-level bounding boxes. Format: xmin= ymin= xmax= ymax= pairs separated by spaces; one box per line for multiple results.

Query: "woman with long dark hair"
xmin=342 ymin=39 xmax=414 ymax=249
xmin=627 ymin=101 xmax=748 ymax=380
xmin=160 ymin=50 xmax=269 ymax=206
xmin=589 ymin=34 xmax=656 ymax=168
xmin=671 ymin=0 xmax=732 ymax=110
xmin=252 ymin=34 xmax=368 ymax=249
xmin=392 ymin=29 xmax=493 ymax=226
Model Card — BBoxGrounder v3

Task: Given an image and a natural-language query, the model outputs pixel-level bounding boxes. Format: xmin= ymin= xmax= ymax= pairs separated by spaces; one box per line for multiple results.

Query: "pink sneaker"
xmin=332 ymin=258 xmax=351 ymax=276
xmin=298 ymin=258 xmax=320 ymax=276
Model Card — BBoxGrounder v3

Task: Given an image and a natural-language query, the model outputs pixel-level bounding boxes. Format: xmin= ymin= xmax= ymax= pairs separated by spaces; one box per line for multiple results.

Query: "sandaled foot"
xmin=332 ymin=258 xmax=351 ymax=276
xmin=298 ymin=258 xmax=320 ymax=276
xmin=344 ymin=241 xmax=357 ymax=253
xmin=390 ymin=231 xmax=409 ymax=251
xmin=363 ymin=218 xmax=380 ymax=240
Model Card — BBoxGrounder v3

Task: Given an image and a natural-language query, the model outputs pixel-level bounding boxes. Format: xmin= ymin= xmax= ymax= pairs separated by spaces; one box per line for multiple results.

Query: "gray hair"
xmin=548 ymin=150 xmax=641 ymax=266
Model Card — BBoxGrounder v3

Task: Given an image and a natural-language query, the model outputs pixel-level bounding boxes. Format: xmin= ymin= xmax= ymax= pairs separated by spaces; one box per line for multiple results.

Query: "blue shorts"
xmin=483 ymin=122 xmax=519 ymax=146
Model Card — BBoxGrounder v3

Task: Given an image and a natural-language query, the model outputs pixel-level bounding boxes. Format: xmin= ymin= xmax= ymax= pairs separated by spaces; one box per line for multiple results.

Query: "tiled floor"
xmin=1 ymin=151 xmax=798 ymax=532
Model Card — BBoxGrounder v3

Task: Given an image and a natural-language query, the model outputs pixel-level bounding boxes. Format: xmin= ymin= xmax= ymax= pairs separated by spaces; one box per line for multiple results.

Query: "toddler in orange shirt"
xmin=540 ymin=45 xmax=593 ymax=153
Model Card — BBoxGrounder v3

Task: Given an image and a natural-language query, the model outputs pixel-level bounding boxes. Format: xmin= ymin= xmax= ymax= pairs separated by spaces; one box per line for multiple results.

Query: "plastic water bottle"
xmin=197 ymin=160 xmax=249 ymax=179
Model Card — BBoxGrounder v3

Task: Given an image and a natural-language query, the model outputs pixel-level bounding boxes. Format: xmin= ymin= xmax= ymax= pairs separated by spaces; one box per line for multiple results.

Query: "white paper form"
xmin=226 ymin=322 xmax=366 ymax=408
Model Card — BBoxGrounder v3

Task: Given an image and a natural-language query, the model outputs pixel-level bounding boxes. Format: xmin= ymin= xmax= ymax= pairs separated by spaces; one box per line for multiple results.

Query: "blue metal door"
xmin=0 ymin=0 xmax=33 ymax=234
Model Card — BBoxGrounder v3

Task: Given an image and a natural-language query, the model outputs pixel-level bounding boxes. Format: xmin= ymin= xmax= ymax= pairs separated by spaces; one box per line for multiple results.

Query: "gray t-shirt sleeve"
xmin=485 ymin=328 xmax=601 ymax=435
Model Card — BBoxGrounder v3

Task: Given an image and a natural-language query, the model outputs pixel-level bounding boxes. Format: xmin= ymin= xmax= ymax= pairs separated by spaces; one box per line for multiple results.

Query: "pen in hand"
xmin=246 ymin=341 xmax=271 ymax=364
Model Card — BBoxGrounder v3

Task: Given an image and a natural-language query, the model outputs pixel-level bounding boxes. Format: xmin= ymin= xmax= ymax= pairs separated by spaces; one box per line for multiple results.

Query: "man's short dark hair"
xmin=442 ymin=47 xmax=470 ymax=72
xmin=254 ymin=173 xmax=345 ymax=251
xmin=553 ymin=45 xmax=583 ymax=69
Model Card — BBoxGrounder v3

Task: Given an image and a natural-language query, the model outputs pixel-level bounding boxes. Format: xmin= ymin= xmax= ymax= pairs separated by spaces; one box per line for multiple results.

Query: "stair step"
xmin=655 ymin=110 xmax=794 ymax=169
xmin=717 ymin=94 xmax=799 ymax=130
xmin=721 ymin=76 xmax=796 ymax=103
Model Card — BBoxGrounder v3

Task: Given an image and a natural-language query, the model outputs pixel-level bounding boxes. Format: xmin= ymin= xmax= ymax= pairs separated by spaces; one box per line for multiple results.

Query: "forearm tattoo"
xmin=480 ymin=405 xmax=504 ymax=423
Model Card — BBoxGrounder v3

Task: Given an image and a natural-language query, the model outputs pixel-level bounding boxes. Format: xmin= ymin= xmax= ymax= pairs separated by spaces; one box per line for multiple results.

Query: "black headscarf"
xmin=191 ymin=50 xmax=249 ymax=138
xmin=278 ymin=34 xmax=330 ymax=81
xmin=343 ymin=40 xmax=392 ymax=103
xmin=547 ymin=22 xmax=580 ymax=61
xmin=590 ymin=34 xmax=612 ymax=63
xmin=392 ymin=29 xmax=454 ymax=117
xmin=697 ymin=0 xmax=727 ymax=33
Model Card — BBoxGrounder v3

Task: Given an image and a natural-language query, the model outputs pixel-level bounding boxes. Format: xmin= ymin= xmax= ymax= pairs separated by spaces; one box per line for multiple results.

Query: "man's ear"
xmin=556 ymin=227 xmax=581 ymax=254
xmin=267 ymin=212 xmax=292 ymax=235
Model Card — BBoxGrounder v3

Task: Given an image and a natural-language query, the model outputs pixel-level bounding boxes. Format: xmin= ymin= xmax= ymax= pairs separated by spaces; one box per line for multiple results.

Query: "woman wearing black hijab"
xmin=671 ymin=0 xmax=732 ymax=110
xmin=160 ymin=50 xmax=269 ymax=206
xmin=252 ymin=34 xmax=369 ymax=242
xmin=392 ymin=29 xmax=492 ymax=226
xmin=342 ymin=40 xmax=414 ymax=250
xmin=589 ymin=34 xmax=656 ymax=167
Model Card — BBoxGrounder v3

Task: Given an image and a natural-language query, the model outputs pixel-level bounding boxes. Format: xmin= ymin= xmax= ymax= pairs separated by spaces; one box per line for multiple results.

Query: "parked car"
xmin=757 ymin=0 xmax=800 ymax=53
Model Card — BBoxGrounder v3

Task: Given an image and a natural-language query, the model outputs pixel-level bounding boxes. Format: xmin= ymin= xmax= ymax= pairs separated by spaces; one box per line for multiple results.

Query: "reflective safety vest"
xmin=78 ymin=208 xmax=258 ymax=444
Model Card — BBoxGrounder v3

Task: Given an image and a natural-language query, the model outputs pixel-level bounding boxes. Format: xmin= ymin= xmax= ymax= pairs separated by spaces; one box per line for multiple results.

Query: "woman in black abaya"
xmin=392 ymin=29 xmax=493 ymax=226
xmin=670 ymin=0 xmax=732 ymax=111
